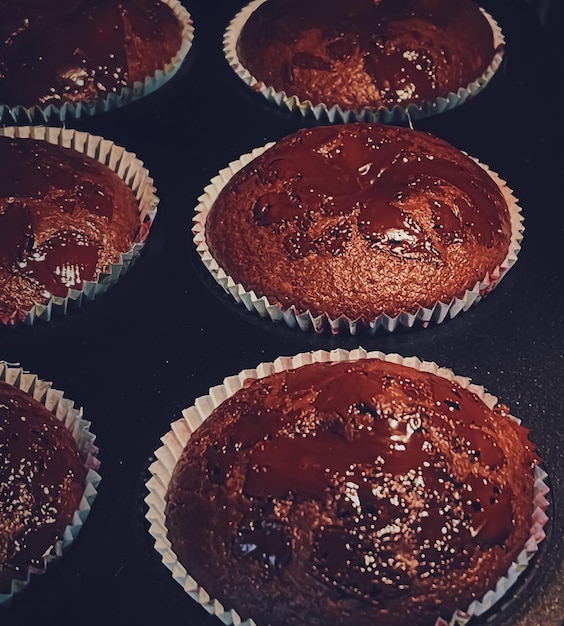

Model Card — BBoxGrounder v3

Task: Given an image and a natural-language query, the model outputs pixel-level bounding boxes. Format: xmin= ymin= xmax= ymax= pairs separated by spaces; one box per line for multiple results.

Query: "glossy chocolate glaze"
xmin=0 ymin=137 xmax=140 ymax=325
xmin=0 ymin=380 xmax=86 ymax=593
xmin=166 ymin=359 xmax=538 ymax=626
xmin=206 ymin=124 xmax=512 ymax=318
xmin=0 ymin=0 xmax=182 ymax=108
xmin=237 ymin=0 xmax=498 ymax=110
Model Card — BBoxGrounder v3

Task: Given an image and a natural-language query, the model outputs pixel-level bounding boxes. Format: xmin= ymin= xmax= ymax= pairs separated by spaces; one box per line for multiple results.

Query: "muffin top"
xmin=205 ymin=123 xmax=513 ymax=320
xmin=0 ymin=0 xmax=183 ymax=108
xmin=165 ymin=357 xmax=538 ymax=626
xmin=236 ymin=0 xmax=497 ymax=111
xmin=0 ymin=136 xmax=141 ymax=324
xmin=0 ymin=380 xmax=86 ymax=593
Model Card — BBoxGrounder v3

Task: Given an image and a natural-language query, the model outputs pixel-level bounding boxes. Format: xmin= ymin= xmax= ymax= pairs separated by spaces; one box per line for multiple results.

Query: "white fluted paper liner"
xmin=224 ymin=0 xmax=505 ymax=124
xmin=0 ymin=0 xmax=193 ymax=125
xmin=0 ymin=361 xmax=101 ymax=606
xmin=192 ymin=142 xmax=524 ymax=335
xmin=145 ymin=348 xmax=549 ymax=626
xmin=0 ymin=125 xmax=159 ymax=326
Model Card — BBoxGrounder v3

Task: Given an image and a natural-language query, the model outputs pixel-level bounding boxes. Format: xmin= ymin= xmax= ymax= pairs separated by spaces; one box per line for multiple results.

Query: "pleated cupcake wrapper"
xmin=0 ymin=125 xmax=159 ymax=326
xmin=192 ymin=143 xmax=524 ymax=335
xmin=0 ymin=0 xmax=193 ymax=125
xmin=224 ymin=0 xmax=505 ymax=124
xmin=145 ymin=348 xmax=549 ymax=626
xmin=0 ymin=361 xmax=101 ymax=606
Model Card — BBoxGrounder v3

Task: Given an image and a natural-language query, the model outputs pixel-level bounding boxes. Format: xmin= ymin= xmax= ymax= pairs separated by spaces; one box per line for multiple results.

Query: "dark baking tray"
xmin=1 ymin=1 xmax=563 ymax=624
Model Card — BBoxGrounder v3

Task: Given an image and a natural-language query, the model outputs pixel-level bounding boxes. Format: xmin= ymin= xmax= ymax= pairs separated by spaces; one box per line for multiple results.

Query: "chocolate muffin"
xmin=200 ymin=123 xmax=520 ymax=330
xmin=164 ymin=356 xmax=540 ymax=626
xmin=230 ymin=0 xmax=503 ymax=119
xmin=0 ymin=0 xmax=186 ymax=112
xmin=0 ymin=134 xmax=149 ymax=325
xmin=0 ymin=380 xmax=87 ymax=593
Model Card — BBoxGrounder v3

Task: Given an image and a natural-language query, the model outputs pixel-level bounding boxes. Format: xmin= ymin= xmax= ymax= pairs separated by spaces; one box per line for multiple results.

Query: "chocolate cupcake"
xmin=0 ymin=126 xmax=158 ymax=326
xmin=0 ymin=361 xmax=100 ymax=604
xmin=0 ymin=0 xmax=193 ymax=124
xmin=193 ymin=124 xmax=523 ymax=333
xmin=146 ymin=349 xmax=549 ymax=626
xmin=225 ymin=0 xmax=504 ymax=123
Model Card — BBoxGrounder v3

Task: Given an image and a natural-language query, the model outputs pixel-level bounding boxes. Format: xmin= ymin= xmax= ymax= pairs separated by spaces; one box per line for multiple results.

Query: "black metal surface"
xmin=1 ymin=1 xmax=563 ymax=625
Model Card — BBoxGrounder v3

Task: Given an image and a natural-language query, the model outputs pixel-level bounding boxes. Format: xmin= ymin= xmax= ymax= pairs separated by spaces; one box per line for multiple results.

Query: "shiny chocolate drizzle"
xmin=198 ymin=360 xmax=535 ymax=605
xmin=237 ymin=0 xmax=497 ymax=110
xmin=0 ymin=138 xmax=106 ymax=297
xmin=0 ymin=0 xmax=182 ymax=108
xmin=206 ymin=123 xmax=512 ymax=319
xmin=0 ymin=381 xmax=86 ymax=589
xmin=233 ymin=517 xmax=293 ymax=571
xmin=249 ymin=125 xmax=505 ymax=263
xmin=0 ymin=136 xmax=140 ymax=323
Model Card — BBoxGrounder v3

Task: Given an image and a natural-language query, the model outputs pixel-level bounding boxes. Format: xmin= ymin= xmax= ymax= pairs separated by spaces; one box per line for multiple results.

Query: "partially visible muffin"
xmin=0 ymin=380 xmax=87 ymax=593
xmin=201 ymin=123 xmax=519 ymax=329
xmin=165 ymin=356 xmax=540 ymax=626
xmin=0 ymin=0 xmax=185 ymax=110
xmin=231 ymin=0 xmax=503 ymax=118
xmin=0 ymin=134 xmax=150 ymax=325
